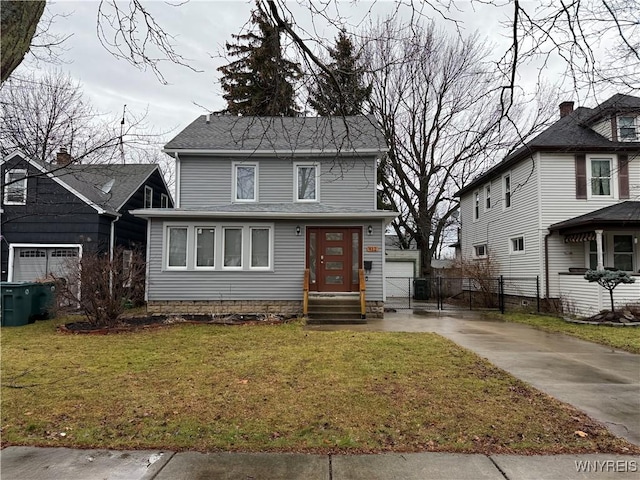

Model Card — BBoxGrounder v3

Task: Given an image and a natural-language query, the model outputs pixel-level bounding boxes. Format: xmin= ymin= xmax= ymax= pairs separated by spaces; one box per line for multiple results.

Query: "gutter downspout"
xmin=544 ymin=229 xmax=552 ymax=300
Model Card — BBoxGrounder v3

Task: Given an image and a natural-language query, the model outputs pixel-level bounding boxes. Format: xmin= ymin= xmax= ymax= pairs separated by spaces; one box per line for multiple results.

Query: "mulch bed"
xmin=57 ymin=313 xmax=297 ymax=334
xmin=565 ymin=307 xmax=640 ymax=326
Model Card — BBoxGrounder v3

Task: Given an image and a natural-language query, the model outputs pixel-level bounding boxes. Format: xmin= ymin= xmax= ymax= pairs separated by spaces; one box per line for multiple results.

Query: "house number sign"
xmin=366 ymin=246 xmax=380 ymax=252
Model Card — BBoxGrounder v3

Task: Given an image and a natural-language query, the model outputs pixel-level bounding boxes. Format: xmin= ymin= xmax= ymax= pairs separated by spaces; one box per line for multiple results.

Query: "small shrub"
xmin=584 ymin=269 xmax=636 ymax=313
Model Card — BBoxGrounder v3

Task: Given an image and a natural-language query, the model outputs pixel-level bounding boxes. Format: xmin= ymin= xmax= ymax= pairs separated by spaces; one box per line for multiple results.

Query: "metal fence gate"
xmin=384 ymin=276 xmax=541 ymax=313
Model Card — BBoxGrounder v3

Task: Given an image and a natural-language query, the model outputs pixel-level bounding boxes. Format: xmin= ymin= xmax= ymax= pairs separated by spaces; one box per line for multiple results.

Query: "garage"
xmin=11 ymin=246 xmax=80 ymax=283
xmin=384 ymin=260 xmax=415 ymax=298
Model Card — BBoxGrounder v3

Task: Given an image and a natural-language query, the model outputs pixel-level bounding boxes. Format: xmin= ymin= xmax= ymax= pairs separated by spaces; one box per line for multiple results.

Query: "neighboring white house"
xmin=456 ymin=94 xmax=640 ymax=317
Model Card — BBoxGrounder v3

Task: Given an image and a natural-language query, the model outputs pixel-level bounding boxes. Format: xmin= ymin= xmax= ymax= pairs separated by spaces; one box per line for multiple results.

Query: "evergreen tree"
xmin=309 ymin=30 xmax=372 ymax=116
xmin=218 ymin=1 xmax=300 ymax=116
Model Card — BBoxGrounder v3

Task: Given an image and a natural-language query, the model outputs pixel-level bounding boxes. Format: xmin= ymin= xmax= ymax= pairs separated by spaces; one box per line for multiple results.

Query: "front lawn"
xmin=492 ymin=313 xmax=640 ymax=354
xmin=1 ymin=319 xmax=637 ymax=454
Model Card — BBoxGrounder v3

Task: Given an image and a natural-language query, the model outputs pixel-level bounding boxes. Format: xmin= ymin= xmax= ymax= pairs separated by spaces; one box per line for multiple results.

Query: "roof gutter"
xmin=161 ymin=148 xmax=383 ymax=157
xmin=130 ymin=209 xmax=399 ymax=221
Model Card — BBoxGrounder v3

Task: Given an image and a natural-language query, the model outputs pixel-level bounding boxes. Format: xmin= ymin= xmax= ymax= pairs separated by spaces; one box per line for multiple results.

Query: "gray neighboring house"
xmin=133 ymin=115 xmax=397 ymax=318
xmin=456 ymin=94 xmax=640 ymax=316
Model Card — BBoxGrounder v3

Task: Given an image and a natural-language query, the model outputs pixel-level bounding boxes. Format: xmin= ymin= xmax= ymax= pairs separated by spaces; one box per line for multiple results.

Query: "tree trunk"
xmin=1 ymin=1 xmax=46 ymax=83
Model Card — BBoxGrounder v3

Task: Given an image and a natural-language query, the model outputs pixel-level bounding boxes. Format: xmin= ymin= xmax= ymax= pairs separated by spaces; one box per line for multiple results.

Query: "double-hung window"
xmin=474 ymin=244 xmax=487 ymax=259
xmin=589 ymin=158 xmax=612 ymax=196
xmin=144 ymin=186 xmax=153 ymax=208
xmin=223 ymin=227 xmax=243 ymax=268
xmin=613 ymin=235 xmax=634 ymax=271
xmin=167 ymin=226 xmax=188 ymax=268
xmin=295 ymin=164 xmax=318 ymax=201
xmin=473 ymin=191 xmax=480 ymax=220
xmin=503 ymin=173 xmax=511 ymax=209
xmin=484 ymin=184 xmax=491 ymax=211
xmin=250 ymin=228 xmax=270 ymax=268
xmin=160 ymin=193 xmax=169 ymax=208
xmin=3 ymin=169 xmax=27 ymax=205
xmin=234 ymin=163 xmax=257 ymax=202
xmin=510 ymin=236 xmax=525 ymax=254
xmin=618 ymin=116 xmax=638 ymax=141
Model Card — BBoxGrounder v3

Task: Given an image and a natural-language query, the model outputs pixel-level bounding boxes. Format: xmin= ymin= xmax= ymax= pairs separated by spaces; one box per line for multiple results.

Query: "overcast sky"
xmin=14 ymin=1 xmax=530 ymax=141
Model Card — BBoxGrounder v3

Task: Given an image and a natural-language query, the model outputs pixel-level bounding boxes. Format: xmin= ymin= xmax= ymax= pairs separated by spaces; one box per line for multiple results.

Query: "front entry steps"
xmin=306 ymin=293 xmax=366 ymax=325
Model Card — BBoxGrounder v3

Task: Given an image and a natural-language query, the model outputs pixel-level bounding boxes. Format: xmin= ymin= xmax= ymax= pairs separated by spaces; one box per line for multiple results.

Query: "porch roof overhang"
xmin=131 ymin=203 xmax=399 ymax=222
xmin=549 ymin=201 xmax=640 ymax=236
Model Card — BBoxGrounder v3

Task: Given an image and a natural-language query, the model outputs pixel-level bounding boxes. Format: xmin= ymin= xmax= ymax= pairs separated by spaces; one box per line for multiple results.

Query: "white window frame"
xmin=502 ymin=172 xmax=512 ymax=210
xmin=165 ymin=225 xmax=189 ymax=270
xmin=194 ymin=226 xmax=216 ymax=270
xmin=222 ymin=226 xmax=244 ymax=270
xmin=3 ymin=169 xmax=27 ymax=205
xmin=144 ymin=186 xmax=153 ymax=208
xmin=509 ymin=235 xmax=525 ymax=255
xmin=473 ymin=190 xmax=480 ymax=221
xmin=618 ymin=115 xmax=638 ymax=142
xmin=294 ymin=163 xmax=320 ymax=202
xmin=473 ymin=244 xmax=487 ymax=259
xmin=249 ymin=226 xmax=272 ymax=270
xmin=233 ymin=162 xmax=258 ymax=202
xmin=484 ymin=183 xmax=491 ymax=211
xmin=160 ymin=193 xmax=169 ymax=208
xmin=587 ymin=155 xmax=615 ymax=198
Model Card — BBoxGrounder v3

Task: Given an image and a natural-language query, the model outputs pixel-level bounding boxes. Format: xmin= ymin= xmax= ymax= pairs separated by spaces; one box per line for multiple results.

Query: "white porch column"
xmin=595 ymin=229 xmax=604 ymax=271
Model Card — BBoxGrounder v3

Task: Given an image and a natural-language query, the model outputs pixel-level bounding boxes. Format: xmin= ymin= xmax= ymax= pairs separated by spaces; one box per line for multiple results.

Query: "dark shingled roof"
xmin=456 ymin=94 xmax=640 ymax=197
xmin=549 ymin=201 xmax=640 ymax=233
xmin=164 ymin=115 xmax=386 ymax=153
xmin=52 ymin=163 xmax=159 ymax=215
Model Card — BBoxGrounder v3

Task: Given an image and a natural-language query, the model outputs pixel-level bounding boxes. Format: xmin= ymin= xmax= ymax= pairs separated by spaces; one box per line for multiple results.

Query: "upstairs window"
xmin=234 ymin=164 xmax=257 ymax=202
xmin=144 ymin=186 xmax=153 ymax=208
xmin=473 ymin=190 xmax=480 ymax=220
xmin=503 ymin=173 xmax=511 ymax=209
xmin=295 ymin=164 xmax=318 ymax=201
xmin=618 ymin=116 xmax=638 ymax=141
xmin=161 ymin=193 xmax=169 ymax=208
xmin=589 ymin=158 xmax=612 ymax=196
xmin=3 ymin=169 xmax=27 ymax=205
xmin=484 ymin=184 xmax=491 ymax=211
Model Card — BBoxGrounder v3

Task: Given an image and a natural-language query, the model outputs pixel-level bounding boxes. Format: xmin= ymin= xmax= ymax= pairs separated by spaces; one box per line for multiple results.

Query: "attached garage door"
xmin=13 ymin=247 xmax=79 ymax=282
xmin=385 ymin=261 xmax=415 ymax=298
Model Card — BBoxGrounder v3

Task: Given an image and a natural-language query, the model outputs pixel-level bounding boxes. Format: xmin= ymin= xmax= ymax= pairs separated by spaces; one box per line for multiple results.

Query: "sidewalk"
xmin=2 ymin=446 xmax=639 ymax=479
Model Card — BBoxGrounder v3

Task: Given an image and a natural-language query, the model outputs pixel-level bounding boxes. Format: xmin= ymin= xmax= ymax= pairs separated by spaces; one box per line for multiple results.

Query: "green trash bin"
xmin=31 ymin=282 xmax=56 ymax=320
xmin=1 ymin=282 xmax=35 ymax=327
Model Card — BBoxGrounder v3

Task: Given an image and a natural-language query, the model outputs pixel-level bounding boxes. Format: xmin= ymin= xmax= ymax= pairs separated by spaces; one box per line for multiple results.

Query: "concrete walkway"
xmin=2 ymin=311 xmax=639 ymax=479
xmin=1 ymin=446 xmax=639 ymax=479
xmin=308 ymin=310 xmax=640 ymax=446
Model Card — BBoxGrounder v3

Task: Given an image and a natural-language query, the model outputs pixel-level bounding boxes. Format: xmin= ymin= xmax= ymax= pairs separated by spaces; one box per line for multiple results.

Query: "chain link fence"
xmin=385 ymin=276 xmax=541 ymax=313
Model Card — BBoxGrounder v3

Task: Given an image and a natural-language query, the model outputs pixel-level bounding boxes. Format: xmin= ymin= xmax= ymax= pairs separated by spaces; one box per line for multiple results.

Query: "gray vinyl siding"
xmin=146 ymin=217 xmax=384 ymax=302
xmin=460 ymin=155 xmax=542 ymax=280
xmin=179 ymin=155 xmax=377 ymax=210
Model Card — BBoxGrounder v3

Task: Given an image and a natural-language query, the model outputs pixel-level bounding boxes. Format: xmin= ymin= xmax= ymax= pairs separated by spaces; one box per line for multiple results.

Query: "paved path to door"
xmin=307 ymin=311 xmax=640 ymax=445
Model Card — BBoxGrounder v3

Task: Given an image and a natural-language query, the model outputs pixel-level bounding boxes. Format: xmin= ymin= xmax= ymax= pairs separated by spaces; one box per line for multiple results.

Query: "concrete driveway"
xmin=307 ymin=311 xmax=640 ymax=445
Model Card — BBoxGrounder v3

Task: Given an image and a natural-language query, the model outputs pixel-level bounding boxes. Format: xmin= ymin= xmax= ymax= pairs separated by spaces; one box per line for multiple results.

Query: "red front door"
xmin=307 ymin=227 xmax=361 ymax=292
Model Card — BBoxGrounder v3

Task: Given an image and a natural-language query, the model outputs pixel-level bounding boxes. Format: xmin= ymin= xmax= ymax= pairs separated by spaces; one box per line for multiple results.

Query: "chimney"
xmin=559 ymin=101 xmax=574 ymax=118
xmin=56 ymin=147 xmax=72 ymax=166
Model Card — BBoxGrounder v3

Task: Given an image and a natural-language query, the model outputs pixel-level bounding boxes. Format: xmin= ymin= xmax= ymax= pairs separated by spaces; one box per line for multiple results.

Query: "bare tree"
xmin=365 ymin=18 xmax=559 ymax=275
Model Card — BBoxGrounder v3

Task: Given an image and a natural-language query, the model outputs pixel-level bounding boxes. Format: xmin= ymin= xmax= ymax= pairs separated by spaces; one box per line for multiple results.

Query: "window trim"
xmin=160 ymin=193 xmax=169 ymax=208
xmin=233 ymin=162 xmax=258 ymax=202
xmin=509 ymin=235 xmax=525 ymax=255
xmin=249 ymin=226 xmax=273 ymax=270
xmin=3 ymin=169 xmax=27 ymax=205
xmin=294 ymin=162 xmax=320 ymax=202
xmin=618 ymin=115 xmax=638 ymax=142
xmin=144 ymin=186 xmax=153 ymax=208
xmin=587 ymin=155 xmax=615 ymax=199
xmin=473 ymin=190 xmax=480 ymax=221
xmin=473 ymin=244 xmax=488 ymax=259
xmin=484 ymin=183 xmax=491 ymax=211
xmin=194 ymin=226 xmax=216 ymax=270
xmin=165 ymin=225 xmax=189 ymax=270
xmin=502 ymin=172 xmax=512 ymax=210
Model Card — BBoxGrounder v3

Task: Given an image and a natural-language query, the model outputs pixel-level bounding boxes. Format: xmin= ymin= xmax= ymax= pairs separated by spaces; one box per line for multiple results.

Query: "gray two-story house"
xmin=133 ymin=115 xmax=397 ymax=319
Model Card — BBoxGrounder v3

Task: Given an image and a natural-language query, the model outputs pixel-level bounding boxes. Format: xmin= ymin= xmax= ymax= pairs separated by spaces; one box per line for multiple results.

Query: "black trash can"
xmin=31 ymin=282 xmax=56 ymax=320
xmin=413 ymin=278 xmax=430 ymax=300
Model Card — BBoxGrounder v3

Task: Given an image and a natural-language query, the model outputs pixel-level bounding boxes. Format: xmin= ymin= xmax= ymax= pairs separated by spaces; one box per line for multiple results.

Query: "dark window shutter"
xmin=575 ymin=154 xmax=587 ymax=199
xmin=618 ymin=153 xmax=629 ymax=199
